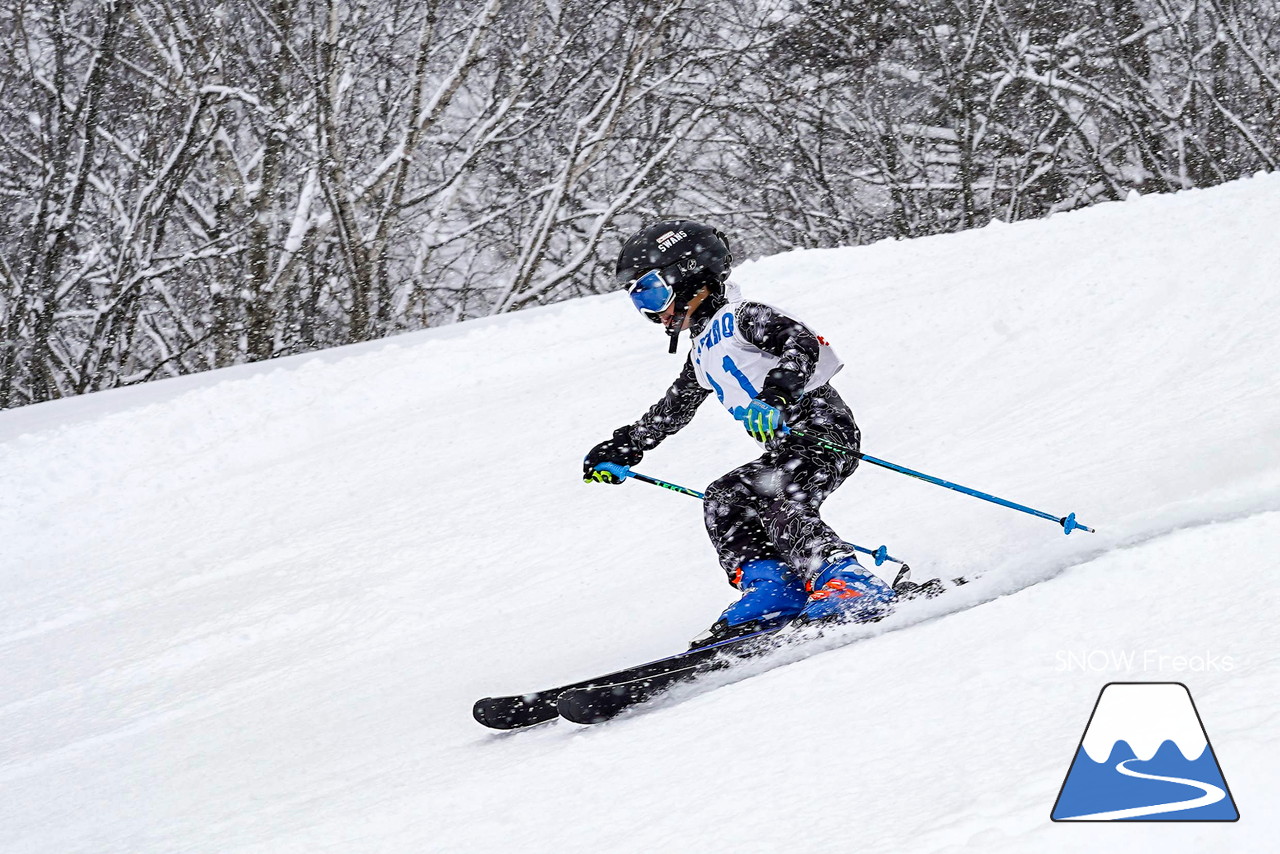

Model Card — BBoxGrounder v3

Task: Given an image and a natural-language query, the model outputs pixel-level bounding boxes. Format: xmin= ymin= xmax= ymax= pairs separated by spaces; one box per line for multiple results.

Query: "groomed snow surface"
xmin=4 ymin=175 xmax=1279 ymax=853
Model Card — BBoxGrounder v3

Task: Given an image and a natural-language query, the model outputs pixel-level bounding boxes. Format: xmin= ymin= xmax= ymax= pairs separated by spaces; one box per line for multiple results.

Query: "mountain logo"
xmin=1051 ymin=682 xmax=1239 ymax=821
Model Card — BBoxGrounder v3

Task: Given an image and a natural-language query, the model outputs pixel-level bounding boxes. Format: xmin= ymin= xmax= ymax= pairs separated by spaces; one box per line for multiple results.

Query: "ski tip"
xmin=473 ymin=697 xmax=509 ymax=729
xmin=473 ymin=695 xmax=559 ymax=730
xmin=557 ymin=685 xmax=634 ymax=726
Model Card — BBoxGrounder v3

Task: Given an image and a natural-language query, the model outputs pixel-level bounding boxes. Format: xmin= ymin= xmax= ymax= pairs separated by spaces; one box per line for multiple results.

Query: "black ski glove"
xmin=583 ymin=426 xmax=645 ymax=484
xmin=758 ymin=367 xmax=805 ymax=410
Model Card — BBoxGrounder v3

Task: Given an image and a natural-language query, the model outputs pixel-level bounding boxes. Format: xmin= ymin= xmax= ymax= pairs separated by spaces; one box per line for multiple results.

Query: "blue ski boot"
xmin=797 ymin=551 xmax=897 ymax=625
xmin=689 ymin=559 xmax=808 ymax=649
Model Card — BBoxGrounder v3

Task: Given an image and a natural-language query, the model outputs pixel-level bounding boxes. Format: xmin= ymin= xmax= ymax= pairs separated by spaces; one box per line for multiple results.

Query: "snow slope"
xmin=3 ymin=175 xmax=1279 ymax=853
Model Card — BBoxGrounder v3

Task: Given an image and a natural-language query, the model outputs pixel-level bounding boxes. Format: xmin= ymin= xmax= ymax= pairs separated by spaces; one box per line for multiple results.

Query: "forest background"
xmin=2 ymin=0 xmax=1276 ymax=409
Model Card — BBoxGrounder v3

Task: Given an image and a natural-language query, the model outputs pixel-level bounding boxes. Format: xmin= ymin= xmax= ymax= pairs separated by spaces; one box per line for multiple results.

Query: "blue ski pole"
xmin=781 ymin=428 xmax=1095 ymax=535
xmin=592 ymin=463 xmax=906 ymax=567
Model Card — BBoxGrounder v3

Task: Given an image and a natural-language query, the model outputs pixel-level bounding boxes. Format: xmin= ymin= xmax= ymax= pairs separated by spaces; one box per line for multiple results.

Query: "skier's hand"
xmin=583 ymin=427 xmax=644 ymax=484
xmin=740 ymin=398 xmax=784 ymax=442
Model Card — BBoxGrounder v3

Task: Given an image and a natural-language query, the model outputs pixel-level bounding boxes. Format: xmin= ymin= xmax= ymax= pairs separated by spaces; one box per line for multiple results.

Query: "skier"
xmin=583 ymin=220 xmax=900 ymax=647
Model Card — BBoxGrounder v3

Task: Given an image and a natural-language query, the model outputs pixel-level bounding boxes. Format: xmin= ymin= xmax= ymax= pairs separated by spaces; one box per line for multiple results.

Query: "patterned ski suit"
xmin=627 ymin=298 xmax=862 ymax=586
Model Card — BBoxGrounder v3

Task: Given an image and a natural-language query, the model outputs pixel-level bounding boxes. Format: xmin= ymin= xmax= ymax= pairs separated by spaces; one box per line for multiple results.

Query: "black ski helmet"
xmin=615 ymin=220 xmax=732 ymax=308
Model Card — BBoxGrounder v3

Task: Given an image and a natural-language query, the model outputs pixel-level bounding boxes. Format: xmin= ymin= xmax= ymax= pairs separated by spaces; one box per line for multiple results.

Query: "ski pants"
xmin=702 ymin=384 xmax=861 ymax=587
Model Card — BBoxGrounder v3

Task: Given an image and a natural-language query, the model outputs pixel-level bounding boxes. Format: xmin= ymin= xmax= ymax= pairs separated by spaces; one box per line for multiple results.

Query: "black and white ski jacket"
xmin=626 ymin=299 xmax=857 ymax=452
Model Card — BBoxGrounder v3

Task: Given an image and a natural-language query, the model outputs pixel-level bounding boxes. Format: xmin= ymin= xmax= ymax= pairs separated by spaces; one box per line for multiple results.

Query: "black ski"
xmin=554 ymin=571 xmax=964 ymax=725
xmin=472 ymin=625 xmax=787 ymax=730
xmin=555 ymin=634 xmax=781 ymax=724
xmin=473 ymin=570 xmax=965 ymax=730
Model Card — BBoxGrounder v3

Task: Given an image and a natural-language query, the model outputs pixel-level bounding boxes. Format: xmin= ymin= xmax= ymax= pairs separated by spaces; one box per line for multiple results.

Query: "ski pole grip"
xmin=595 ymin=462 xmax=633 ymax=482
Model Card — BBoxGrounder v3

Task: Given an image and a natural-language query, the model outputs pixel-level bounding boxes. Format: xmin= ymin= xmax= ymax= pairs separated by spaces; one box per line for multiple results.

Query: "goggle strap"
xmin=666 ymin=305 xmax=686 ymax=353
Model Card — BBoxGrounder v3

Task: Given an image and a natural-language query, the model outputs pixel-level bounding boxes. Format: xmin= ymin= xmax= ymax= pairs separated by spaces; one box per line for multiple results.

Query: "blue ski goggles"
xmin=625 ymin=269 xmax=675 ymax=318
